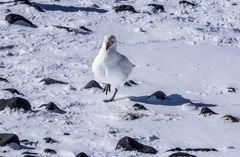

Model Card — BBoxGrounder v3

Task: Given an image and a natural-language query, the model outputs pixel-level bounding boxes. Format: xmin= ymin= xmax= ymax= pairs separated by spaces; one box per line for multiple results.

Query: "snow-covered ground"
xmin=0 ymin=0 xmax=240 ymax=156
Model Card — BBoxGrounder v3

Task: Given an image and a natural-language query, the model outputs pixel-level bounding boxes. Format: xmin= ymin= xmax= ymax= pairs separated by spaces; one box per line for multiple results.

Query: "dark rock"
xmin=167 ymin=147 xmax=218 ymax=152
xmin=0 ymin=77 xmax=8 ymax=82
xmin=40 ymin=78 xmax=68 ymax=85
xmin=123 ymin=113 xmax=147 ymax=121
xmin=23 ymin=155 xmax=39 ymax=157
xmin=108 ymin=128 xmax=119 ymax=134
xmin=185 ymin=148 xmax=217 ymax=152
xmin=39 ymin=102 xmax=60 ymax=110
xmin=148 ymin=4 xmax=165 ymax=12
xmin=20 ymin=139 xmax=37 ymax=146
xmin=148 ymin=91 xmax=168 ymax=100
xmin=79 ymin=26 xmax=92 ymax=33
xmin=149 ymin=135 xmax=159 ymax=141
xmin=125 ymin=80 xmax=138 ymax=87
xmin=44 ymin=148 xmax=57 ymax=154
xmin=124 ymin=82 xmax=131 ymax=87
xmin=116 ymin=136 xmax=158 ymax=154
xmin=5 ymin=14 xmax=37 ymax=28
xmin=199 ymin=107 xmax=218 ymax=116
xmin=179 ymin=1 xmax=196 ymax=7
xmin=7 ymin=52 xmax=15 ymax=56
xmin=76 ymin=152 xmax=89 ymax=157
xmin=0 ymin=97 xmax=31 ymax=111
xmin=39 ymin=102 xmax=65 ymax=113
xmin=84 ymin=80 xmax=102 ymax=89
xmin=63 ymin=132 xmax=70 ymax=136
xmin=22 ymin=152 xmax=38 ymax=155
xmin=0 ymin=133 xmax=20 ymax=146
xmin=228 ymin=87 xmax=236 ymax=93
xmin=168 ymin=152 xmax=196 ymax=157
xmin=222 ymin=115 xmax=239 ymax=123
xmin=113 ymin=5 xmax=138 ymax=13
xmin=43 ymin=137 xmax=58 ymax=144
xmin=53 ymin=25 xmax=92 ymax=35
xmin=2 ymin=88 xmax=24 ymax=96
xmin=128 ymin=80 xmax=138 ymax=85
xmin=133 ymin=103 xmax=147 ymax=111
xmin=167 ymin=147 xmax=183 ymax=152
xmin=0 ymin=45 xmax=14 ymax=51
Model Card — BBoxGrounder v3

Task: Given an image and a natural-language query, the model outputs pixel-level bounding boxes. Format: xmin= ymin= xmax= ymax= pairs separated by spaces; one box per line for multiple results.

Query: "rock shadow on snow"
xmin=32 ymin=3 xmax=108 ymax=13
xmin=129 ymin=94 xmax=217 ymax=107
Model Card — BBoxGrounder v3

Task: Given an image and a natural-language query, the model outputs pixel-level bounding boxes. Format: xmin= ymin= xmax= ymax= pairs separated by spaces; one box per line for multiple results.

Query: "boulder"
xmin=0 ymin=97 xmax=31 ymax=111
xmin=116 ymin=136 xmax=157 ymax=154
xmin=0 ymin=133 xmax=20 ymax=146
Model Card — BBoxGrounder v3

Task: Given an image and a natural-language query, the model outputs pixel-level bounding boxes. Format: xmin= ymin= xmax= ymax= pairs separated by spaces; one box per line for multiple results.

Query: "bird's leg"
xmin=103 ymin=88 xmax=118 ymax=103
xmin=103 ymin=83 xmax=111 ymax=95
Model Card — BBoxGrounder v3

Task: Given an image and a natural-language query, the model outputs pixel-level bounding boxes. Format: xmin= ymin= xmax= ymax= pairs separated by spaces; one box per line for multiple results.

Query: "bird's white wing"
xmin=105 ymin=51 xmax=134 ymax=87
xmin=92 ymin=53 xmax=107 ymax=82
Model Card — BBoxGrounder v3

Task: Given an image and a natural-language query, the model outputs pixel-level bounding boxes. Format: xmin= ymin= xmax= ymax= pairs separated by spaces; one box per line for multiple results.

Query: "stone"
xmin=63 ymin=132 xmax=70 ymax=136
xmin=39 ymin=78 xmax=68 ymax=85
xmin=167 ymin=147 xmax=218 ymax=152
xmin=39 ymin=102 xmax=60 ymax=111
xmin=123 ymin=113 xmax=147 ymax=121
xmin=133 ymin=103 xmax=147 ymax=110
xmin=53 ymin=25 xmax=92 ymax=35
xmin=39 ymin=102 xmax=66 ymax=113
xmin=222 ymin=115 xmax=239 ymax=123
xmin=113 ymin=5 xmax=138 ymax=13
xmin=116 ymin=136 xmax=158 ymax=154
xmin=0 ymin=97 xmax=31 ymax=111
xmin=148 ymin=91 xmax=168 ymax=100
xmin=0 ymin=77 xmax=8 ymax=82
xmin=43 ymin=137 xmax=58 ymax=144
xmin=228 ymin=87 xmax=236 ymax=93
xmin=44 ymin=148 xmax=57 ymax=154
xmin=2 ymin=88 xmax=24 ymax=96
xmin=76 ymin=152 xmax=89 ymax=157
xmin=199 ymin=107 xmax=217 ymax=116
xmin=148 ymin=4 xmax=165 ymax=12
xmin=125 ymin=80 xmax=138 ymax=87
xmin=0 ymin=133 xmax=20 ymax=146
xmin=179 ymin=1 xmax=196 ymax=7
xmin=149 ymin=135 xmax=159 ymax=141
xmin=5 ymin=14 xmax=37 ymax=28
xmin=84 ymin=80 xmax=102 ymax=89
xmin=168 ymin=152 xmax=196 ymax=157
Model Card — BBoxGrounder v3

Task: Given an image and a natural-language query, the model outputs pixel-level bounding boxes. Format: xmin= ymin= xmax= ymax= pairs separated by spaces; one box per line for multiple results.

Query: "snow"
xmin=0 ymin=0 xmax=240 ymax=157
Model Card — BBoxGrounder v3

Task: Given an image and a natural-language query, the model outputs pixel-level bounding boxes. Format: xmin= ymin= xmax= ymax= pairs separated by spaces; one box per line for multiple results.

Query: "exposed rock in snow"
xmin=116 ymin=136 xmax=158 ymax=154
xmin=0 ymin=133 xmax=20 ymax=146
xmin=5 ymin=14 xmax=37 ymax=28
xmin=0 ymin=97 xmax=31 ymax=111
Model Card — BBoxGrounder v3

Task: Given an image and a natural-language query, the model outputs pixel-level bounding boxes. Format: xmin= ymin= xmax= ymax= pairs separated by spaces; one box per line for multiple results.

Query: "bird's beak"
xmin=106 ymin=41 xmax=111 ymax=50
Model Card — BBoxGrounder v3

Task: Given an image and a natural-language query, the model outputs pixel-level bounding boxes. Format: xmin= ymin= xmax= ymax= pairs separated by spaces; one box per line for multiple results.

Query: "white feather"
xmin=92 ymin=35 xmax=134 ymax=88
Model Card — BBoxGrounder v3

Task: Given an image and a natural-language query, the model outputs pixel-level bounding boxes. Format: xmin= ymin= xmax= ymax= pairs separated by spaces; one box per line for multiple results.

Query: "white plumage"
xmin=92 ymin=35 xmax=134 ymax=102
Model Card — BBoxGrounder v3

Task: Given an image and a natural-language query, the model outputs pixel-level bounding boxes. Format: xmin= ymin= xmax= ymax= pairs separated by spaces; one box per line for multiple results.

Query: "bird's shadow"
xmin=128 ymin=94 xmax=217 ymax=107
xmin=32 ymin=2 xmax=108 ymax=13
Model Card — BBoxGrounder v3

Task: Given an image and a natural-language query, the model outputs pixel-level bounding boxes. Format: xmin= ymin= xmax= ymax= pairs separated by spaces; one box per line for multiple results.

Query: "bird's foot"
xmin=103 ymin=83 xmax=111 ymax=95
xmin=103 ymin=98 xmax=115 ymax=103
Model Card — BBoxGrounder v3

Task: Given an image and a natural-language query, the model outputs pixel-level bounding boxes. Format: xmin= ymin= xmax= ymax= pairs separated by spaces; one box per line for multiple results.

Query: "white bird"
xmin=92 ymin=35 xmax=135 ymax=102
